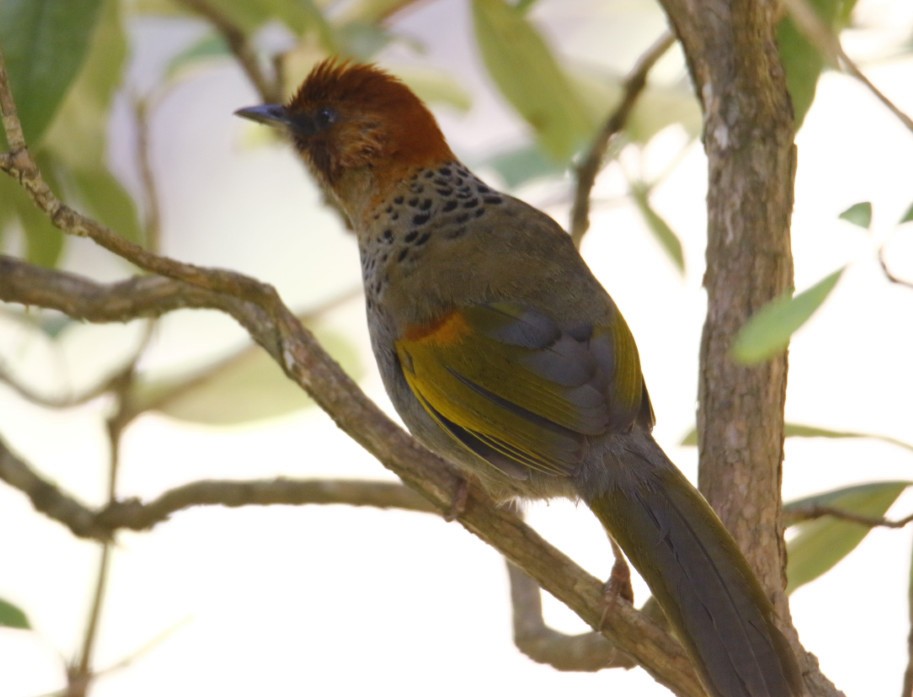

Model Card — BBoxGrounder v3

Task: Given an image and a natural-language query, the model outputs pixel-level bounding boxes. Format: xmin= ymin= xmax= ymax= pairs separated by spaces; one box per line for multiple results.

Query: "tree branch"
xmin=570 ymin=31 xmax=676 ymax=247
xmin=787 ymin=504 xmax=913 ymax=530
xmin=0 ymin=436 xmax=112 ymax=540
xmin=0 ymin=49 xmax=703 ymax=694
xmin=904 ymin=544 xmax=913 ymax=697
xmin=657 ymin=2 xmax=844 ymax=695
xmin=657 ymin=0 xmax=795 ymax=591
xmin=879 ymin=244 xmax=913 ymax=290
xmin=0 ymin=430 xmax=433 ymax=536
xmin=507 ymin=561 xmax=635 ymax=672
xmin=782 ymin=0 xmax=913 ymax=134
xmin=174 ymin=0 xmax=282 ymax=103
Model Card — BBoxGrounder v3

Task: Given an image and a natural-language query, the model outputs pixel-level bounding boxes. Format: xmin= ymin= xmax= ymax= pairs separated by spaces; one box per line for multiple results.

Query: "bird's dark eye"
xmin=315 ymin=106 xmax=338 ymax=128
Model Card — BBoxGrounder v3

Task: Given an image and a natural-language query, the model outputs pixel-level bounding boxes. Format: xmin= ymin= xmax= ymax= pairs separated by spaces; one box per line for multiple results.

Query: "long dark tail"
xmin=580 ymin=432 xmax=802 ymax=697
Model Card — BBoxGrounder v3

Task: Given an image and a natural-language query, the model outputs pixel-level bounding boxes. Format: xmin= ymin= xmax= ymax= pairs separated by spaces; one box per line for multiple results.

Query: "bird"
xmin=236 ymin=59 xmax=804 ymax=697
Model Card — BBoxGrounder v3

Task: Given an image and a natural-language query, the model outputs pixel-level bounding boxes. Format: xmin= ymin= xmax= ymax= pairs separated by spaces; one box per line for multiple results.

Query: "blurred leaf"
xmin=899 ymin=201 xmax=913 ymax=225
xmin=38 ymin=312 xmax=76 ymax=339
xmin=0 ymin=0 xmax=104 ymax=147
xmin=471 ymin=0 xmax=595 ymax=162
xmin=12 ymin=152 xmax=66 ymax=267
xmin=483 ymin=144 xmax=563 ymax=188
xmin=68 ymin=168 xmax=143 ymax=245
xmin=16 ymin=193 xmax=65 ymax=267
xmin=631 ymin=185 xmax=685 ymax=274
xmin=731 ymin=267 xmax=845 ymax=364
xmin=132 ymin=0 xmax=185 ymax=16
xmin=42 ymin=0 xmax=126 ymax=165
xmin=334 ymin=21 xmax=393 ymax=59
xmin=184 ymin=0 xmax=334 ymax=44
xmin=165 ymin=34 xmax=232 ymax=82
xmin=40 ymin=0 xmax=142 ymax=247
xmin=337 ymin=0 xmax=418 ymax=24
xmin=191 ymin=0 xmax=273 ymax=32
xmin=0 ymin=598 xmax=30 ymax=630
xmin=785 ymin=423 xmax=913 ymax=453
xmin=134 ymin=328 xmax=361 ymax=426
xmin=569 ymin=66 xmax=701 ymax=144
xmin=838 ymin=201 xmax=873 ymax=229
xmin=398 ymin=67 xmax=472 ymax=113
xmin=266 ymin=0 xmax=336 ymax=47
xmin=777 ymin=0 xmax=856 ymax=129
xmin=681 ymin=421 xmax=913 ymax=450
xmin=786 ymin=480 xmax=910 ymax=592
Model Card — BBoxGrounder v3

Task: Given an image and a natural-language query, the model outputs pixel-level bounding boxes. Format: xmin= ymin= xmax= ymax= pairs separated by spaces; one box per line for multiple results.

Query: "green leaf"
xmin=568 ymin=66 xmax=701 ymax=144
xmin=785 ymin=423 xmax=913 ymax=453
xmin=0 ymin=0 xmax=104 ymax=148
xmin=12 ymin=151 xmax=66 ymax=267
xmin=165 ymin=34 xmax=232 ymax=82
xmin=899 ymin=201 xmax=913 ymax=225
xmin=133 ymin=328 xmax=361 ymax=426
xmin=68 ymin=168 xmax=143 ymax=245
xmin=777 ymin=0 xmax=856 ymax=129
xmin=337 ymin=0 xmax=424 ymax=24
xmin=471 ymin=0 xmax=595 ymax=162
xmin=334 ymin=21 xmax=393 ymax=60
xmin=38 ymin=0 xmax=142 ymax=247
xmin=838 ymin=201 xmax=873 ymax=229
xmin=0 ymin=598 xmax=30 ymax=630
xmin=482 ymin=144 xmax=564 ymax=189
xmin=190 ymin=0 xmax=334 ymax=44
xmin=731 ymin=267 xmax=845 ymax=364
xmin=680 ymin=421 xmax=913 ymax=451
xmin=398 ymin=67 xmax=472 ymax=113
xmin=41 ymin=0 xmax=126 ymax=165
xmin=786 ymin=481 xmax=911 ymax=593
xmin=630 ymin=185 xmax=685 ymax=274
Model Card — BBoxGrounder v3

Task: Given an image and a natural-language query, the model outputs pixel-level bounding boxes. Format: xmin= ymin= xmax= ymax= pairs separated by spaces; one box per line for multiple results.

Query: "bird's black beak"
xmin=235 ymin=104 xmax=321 ymax=139
xmin=234 ymin=104 xmax=292 ymax=129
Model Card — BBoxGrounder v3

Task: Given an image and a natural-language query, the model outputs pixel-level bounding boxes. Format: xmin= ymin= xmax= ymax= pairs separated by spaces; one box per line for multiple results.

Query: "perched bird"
xmin=236 ymin=60 xmax=803 ymax=697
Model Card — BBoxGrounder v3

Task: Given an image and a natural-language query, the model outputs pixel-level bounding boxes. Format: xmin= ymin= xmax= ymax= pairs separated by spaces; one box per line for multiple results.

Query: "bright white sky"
xmin=1 ymin=1 xmax=913 ymax=696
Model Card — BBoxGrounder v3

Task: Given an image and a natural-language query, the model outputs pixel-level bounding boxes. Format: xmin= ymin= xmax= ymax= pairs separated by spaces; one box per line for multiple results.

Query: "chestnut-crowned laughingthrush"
xmin=236 ymin=60 xmax=803 ymax=697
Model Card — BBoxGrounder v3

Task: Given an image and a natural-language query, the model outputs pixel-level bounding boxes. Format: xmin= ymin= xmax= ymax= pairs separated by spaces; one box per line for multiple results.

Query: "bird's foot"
xmin=598 ymin=546 xmax=634 ymax=630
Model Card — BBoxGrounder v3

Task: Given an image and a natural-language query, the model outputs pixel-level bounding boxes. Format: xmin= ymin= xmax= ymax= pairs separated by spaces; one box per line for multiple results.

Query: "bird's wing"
xmin=394 ymin=302 xmax=650 ymax=479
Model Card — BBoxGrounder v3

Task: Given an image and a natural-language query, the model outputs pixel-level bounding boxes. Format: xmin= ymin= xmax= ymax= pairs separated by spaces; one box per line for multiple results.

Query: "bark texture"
xmin=658 ymin=0 xmax=794 ymax=603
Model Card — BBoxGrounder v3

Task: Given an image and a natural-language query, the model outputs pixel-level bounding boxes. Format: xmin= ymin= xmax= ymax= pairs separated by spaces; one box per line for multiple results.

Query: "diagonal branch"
xmin=782 ymin=0 xmax=913 ymax=134
xmin=787 ymin=504 xmax=913 ymax=530
xmin=570 ymin=31 xmax=676 ymax=247
xmin=174 ymin=0 xmax=281 ymax=103
xmin=0 ymin=47 xmax=706 ymax=694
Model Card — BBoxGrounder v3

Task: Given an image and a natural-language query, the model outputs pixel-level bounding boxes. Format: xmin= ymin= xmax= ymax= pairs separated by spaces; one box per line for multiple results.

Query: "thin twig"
xmin=174 ymin=0 xmax=281 ymax=103
xmin=0 ymin=431 xmax=435 ymax=538
xmin=788 ymin=504 xmax=913 ymax=530
xmin=0 ymin=360 xmax=119 ymax=408
xmin=570 ymin=31 xmax=676 ymax=247
xmin=507 ymin=561 xmax=633 ymax=672
xmin=904 ymin=541 xmax=913 ymax=697
xmin=0 ymin=436 xmax=111 ymax=540
xmin=71 ymin=93 xmax=168 ymax=696
xmin=782 ymin=0 xmax=913 ymax=134
xmin=879 ymin=244 xmax=913 ymax=289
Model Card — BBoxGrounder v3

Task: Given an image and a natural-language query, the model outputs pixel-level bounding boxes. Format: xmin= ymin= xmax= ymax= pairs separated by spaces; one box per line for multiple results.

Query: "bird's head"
xmin=236 ymin=60 xmax=455 ymax=218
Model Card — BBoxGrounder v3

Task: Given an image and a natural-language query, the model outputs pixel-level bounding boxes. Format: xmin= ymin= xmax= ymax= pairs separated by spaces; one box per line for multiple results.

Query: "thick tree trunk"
xmin=656 ymin=2 xmax=841 ymax=695
xmin=658 ymin=0 xmax=793 ymax=608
